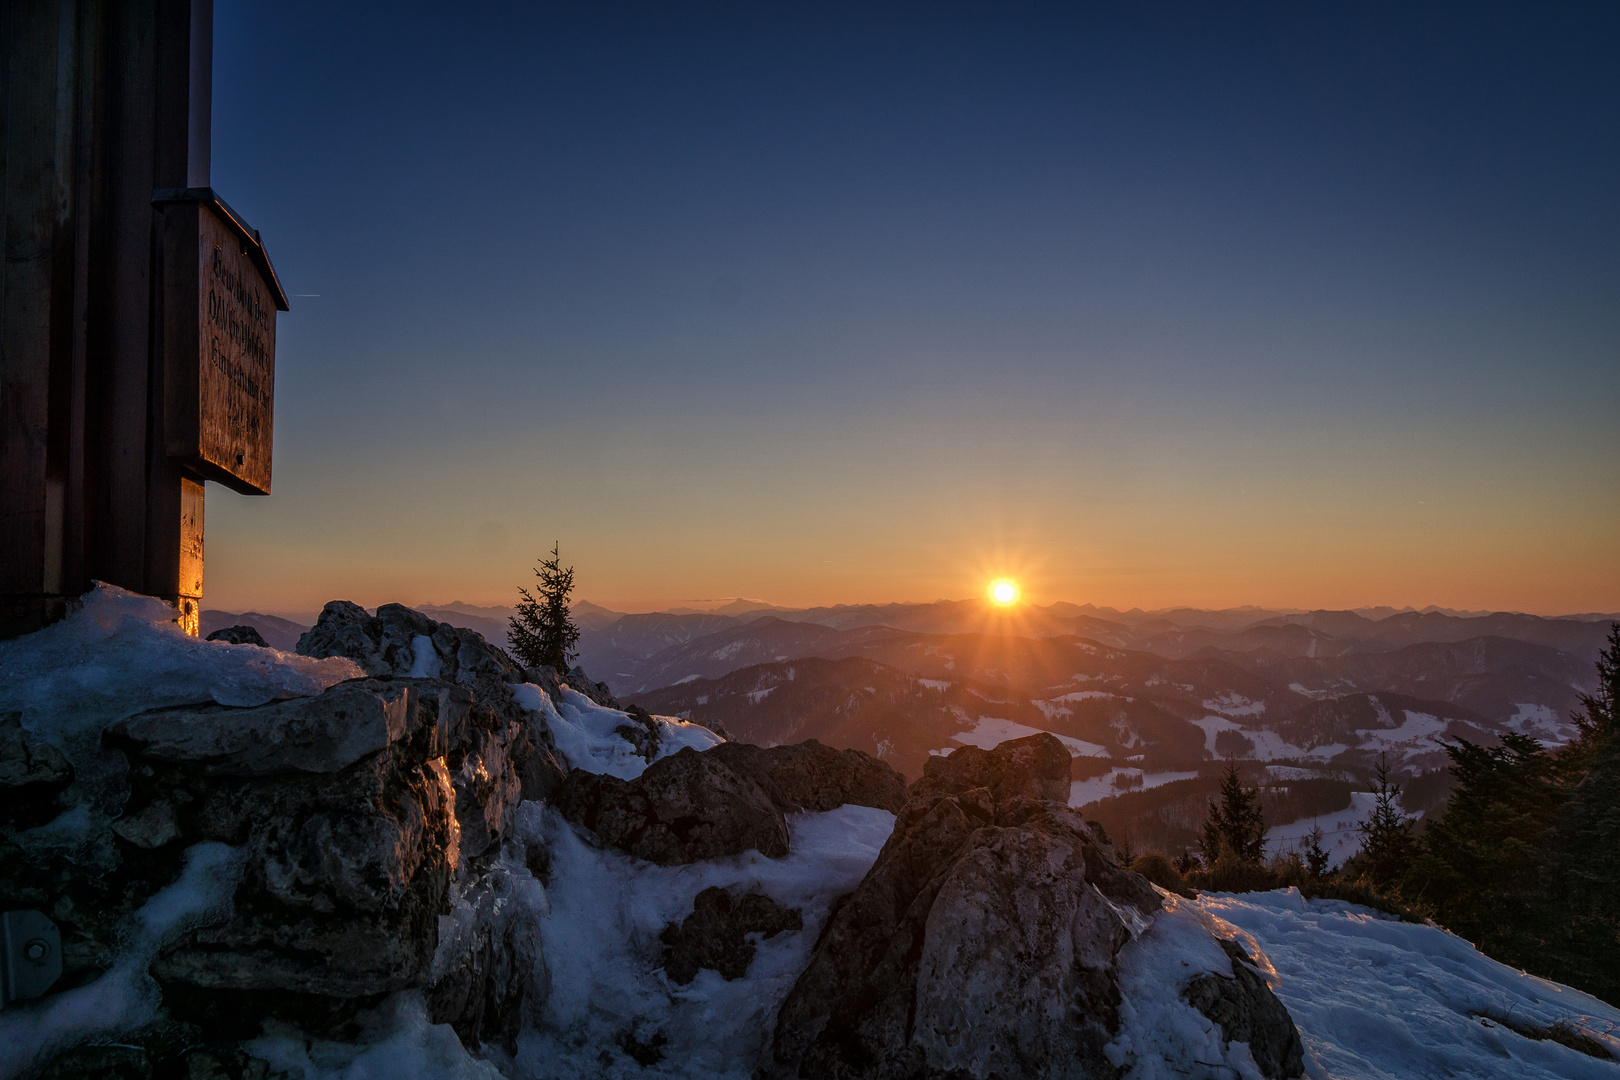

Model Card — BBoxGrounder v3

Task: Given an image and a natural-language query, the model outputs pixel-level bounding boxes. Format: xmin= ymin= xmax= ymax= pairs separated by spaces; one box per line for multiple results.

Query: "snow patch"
xmin=509 ymin=684 xmax=724 ymax=780
xmin=947 ymin=716 xmax=1108 ymax=758
xmin=512 ymin=802 xmax=895 ymax=1078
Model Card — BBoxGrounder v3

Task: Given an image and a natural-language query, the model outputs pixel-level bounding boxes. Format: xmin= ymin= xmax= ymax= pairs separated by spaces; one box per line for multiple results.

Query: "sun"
xmin=989 ymin=579 xmax=1020 ymax=606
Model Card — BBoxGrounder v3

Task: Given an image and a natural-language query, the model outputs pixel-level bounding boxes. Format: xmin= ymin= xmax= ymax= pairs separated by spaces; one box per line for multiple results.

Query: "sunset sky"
xmin=205 ymin=3 xmax=1618 ymax=618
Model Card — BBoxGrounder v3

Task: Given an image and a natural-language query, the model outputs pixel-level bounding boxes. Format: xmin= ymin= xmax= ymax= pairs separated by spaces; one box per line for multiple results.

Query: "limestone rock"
xmin=705 ymin=739 xmax=907 ymax=813
xmin=567 ymin=665 xmax=621 ymax=709
xmin=557 ymin=747 xmax=788 ymax=865
xmin=106 ymin=685 xmax=415 ymax=777
xmin=1183 ymin=937 xmax=1306 ymax=1079
xmin=206 ymin=625 xmax=270 ymax=647
xmin=908 ymin=730 xmax=1072 ymax=803
xmin=615 ymin=704 xmax=662 ymax=762
xmin=660 ymin=886 xmax=802 ymax=984
xmin=0 ymin=711 xmax=73 ymax=824
xmin=770 ymin=736 xmax=1162 ymax=1080
xmin=294 ymin=602 xmax=567 ymax=806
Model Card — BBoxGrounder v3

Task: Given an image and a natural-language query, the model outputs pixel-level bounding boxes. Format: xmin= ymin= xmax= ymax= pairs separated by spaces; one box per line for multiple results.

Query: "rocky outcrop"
xmin=771 ymin=733 xmax=1162 ymax=1079
xmin=204 ymin=624 xmax=269 ymax=647
xmin=1183 ymin=937 xmax=1306 ymax=1079
xmin=660 ymin=886 xmax=803 ymax=984
xmin=908 ymin=730 xmax=1072 ymax=803
xmin=99 ymin=678 xmax=491 ymax=1031
xmin=557 ymin=740 xmax=909 ymax=866
xmin=706 ymin=739 xmax=907 ymax=813
xmin=295 ymin=601 xmax=567 ymax=807
xmin=556 ymin=747 xmax=789 ymax=865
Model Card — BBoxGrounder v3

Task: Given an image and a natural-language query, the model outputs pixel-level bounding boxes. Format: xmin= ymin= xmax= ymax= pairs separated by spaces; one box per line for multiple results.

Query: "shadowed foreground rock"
xmin=660 ymin=886 xmax=803 ymax=984
xmin=557 ymin=740 xmax=907 ymax=865
xmin=770 ymin=732 xmax=1304 ymax=1080
xmin=1184 ymin=937 xmax=1306 ymax=1079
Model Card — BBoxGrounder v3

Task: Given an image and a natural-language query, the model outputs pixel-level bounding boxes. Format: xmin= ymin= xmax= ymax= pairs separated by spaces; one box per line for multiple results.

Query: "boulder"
xmin=908 ymin=731 xmax=1071 ymax=803
xmin=705 ymin=739 xmax=907 ymax=813
xmin=1183 ymin=937 xmax=1306 ymax=1079
xmin=770 ymin=734 xmax=1166 ymax=1080
xmin=567 ymin=665 xmax=621 ymax=709
xmin=556 ymin=747 xmax=788 ymax=865
xmin=659 ymin=886 xmax=803 ymax=984
xmin=205 ymin=625 xmax=269 ymax=647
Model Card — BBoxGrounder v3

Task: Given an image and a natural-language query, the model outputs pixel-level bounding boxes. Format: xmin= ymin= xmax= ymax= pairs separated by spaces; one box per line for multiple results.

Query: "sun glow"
xmin=989 ymin=579 xmax=1020 ymax=606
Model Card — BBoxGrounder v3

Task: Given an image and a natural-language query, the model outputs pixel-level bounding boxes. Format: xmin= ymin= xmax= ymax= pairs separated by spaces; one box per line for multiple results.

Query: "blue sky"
xmin=205 ymin=2 xmax=1618 ymax=615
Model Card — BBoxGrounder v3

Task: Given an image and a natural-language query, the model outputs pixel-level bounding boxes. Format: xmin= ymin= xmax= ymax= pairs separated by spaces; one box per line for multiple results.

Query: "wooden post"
xmin=0 ymin=0 xmax=284 ymax=639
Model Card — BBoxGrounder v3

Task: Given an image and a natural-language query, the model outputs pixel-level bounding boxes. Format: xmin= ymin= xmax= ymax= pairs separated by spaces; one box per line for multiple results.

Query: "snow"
xmin=0 ymin=584 xmax=360 ymax=870
xmin=746 ymin=687 xmax=775 ymax=704
xmin=1359 ymin=710 xmax=1449 ymax=760
xmin=250 ymin=994 xmax=505 ymax=1080
xmin=918 ymin=679 xmax=951 ymax=691
xmin=1193 ymin=715 xmax=1318 ymax=761
xmin=510 ymin=802 xmax=896 ymax=1078
xmin=1070 ymin=769 xmax=1201 ymax=809
xmin=510 ymin=684 xmax=724 ymax=780
xmin=408 ymin=634 xmax=443 ymax=678
xmin=1265 ymin=792 xmax=1379 ymax=867
xmin=671 ymin=674 xmax=703 ymax=685
xmin=1196 ymin=889 xmax=1620 ymax=1079
xmin=0 ymin=842 xmax=247 ymax=1078
xmin=947 ymin=716 xmax=1108 ymax=757
xmin=1203 ymin=692 xmax=1268 ymax=717
xmin=1508 ymin=703 xmax=1580 ymax=747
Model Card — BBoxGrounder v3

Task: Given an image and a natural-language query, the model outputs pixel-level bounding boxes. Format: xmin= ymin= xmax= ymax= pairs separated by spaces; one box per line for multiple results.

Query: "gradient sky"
xmin=204 ymin=2 xmax=1619 ymax=617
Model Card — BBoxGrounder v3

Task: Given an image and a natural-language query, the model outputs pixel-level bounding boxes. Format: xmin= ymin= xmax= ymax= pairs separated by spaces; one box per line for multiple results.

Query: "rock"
xmin=98 ymin=677 xmax=528 ymax=1032
xmin=567 ymin=665 xmax=621 ymax=709
xmin=0 ymin=711 xmax=74 ymax=824
xmin=206 ymin=625 xmax=270 ymax=647
xmin=705 ymin=739 xmax=907 ymax=813
xmin=1183 ymin=937 xmax=1306 ymax=1079
xmin=106 ymin=685 xmax=415 ymax=777
xmin=294 ymin=602 xmax=567 ymax=805
xmin=427 ymin=853 xmax=549 ymax=1055
xmin=615 ymin=704 xmax=662 ymax=762
xmin=557 ymin=747 xmax=788 ymax=865
xmin=907 ymin=731 xmax=1072 ymax=803
xmin=771 ymin=737 xmax=1162 ymax=1080
xmin=660 ymin=886 xmax=802 ymax=984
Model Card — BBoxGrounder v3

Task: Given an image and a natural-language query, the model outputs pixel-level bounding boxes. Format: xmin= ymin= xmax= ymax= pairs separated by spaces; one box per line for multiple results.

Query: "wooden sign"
xmin=157 ymin=188 xmax=289 ymax=496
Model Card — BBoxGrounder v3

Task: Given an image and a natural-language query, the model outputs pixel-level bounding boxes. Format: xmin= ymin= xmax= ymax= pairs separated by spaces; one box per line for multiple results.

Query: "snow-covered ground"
xmin=1069 ymin=769 xmax=1201 ymax=809
xmin=1192 ymin=890 xmax=1620 ymax=1079
xmin=942 ymin=715 xmax=1109 ymax=757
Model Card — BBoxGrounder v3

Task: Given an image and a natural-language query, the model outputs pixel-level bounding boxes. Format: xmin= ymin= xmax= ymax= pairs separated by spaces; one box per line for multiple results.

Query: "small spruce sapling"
xmin=1304 ymin=822 xmax=1331 ymax=879
xmin=509 ymin=542 xmax=582 ymax=673
xmin=1357 ymin=754 xmax=1416 ymax=891
xmin=1202 ymin=763 xmax=1267 ymax=864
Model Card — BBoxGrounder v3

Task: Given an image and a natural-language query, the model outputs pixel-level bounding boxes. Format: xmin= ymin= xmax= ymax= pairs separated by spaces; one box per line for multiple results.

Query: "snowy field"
xmin=1266 ymin=791 xmax=1381 ymax=867
xmin=1069 ymin=768 xmax=1201 ymax=809
xmin=1188 ymin=890 xmax=1620 ymax=1079
xmin=942 ymin=715 xmax=1109 ymax=757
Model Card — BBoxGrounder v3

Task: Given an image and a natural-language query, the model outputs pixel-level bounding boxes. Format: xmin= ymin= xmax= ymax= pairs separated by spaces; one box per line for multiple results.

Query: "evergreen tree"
xmin=1303 ymin=822 xmax=1331 ymax=880
xmin=1357 ymin=754 xmax=1417 ymax=891
xmin=1201 ymin=764 xmax=1267 ymax=863
xmin=1547 ymin=622 xmax=1620 ymax=1002
xmin=508 ymin=543 xmax=582 ymax=672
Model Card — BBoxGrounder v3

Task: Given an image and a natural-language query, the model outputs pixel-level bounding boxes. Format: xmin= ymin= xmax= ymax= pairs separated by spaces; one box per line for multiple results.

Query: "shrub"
xmin=1130 ymin=852 xmax=1196 ymax=898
